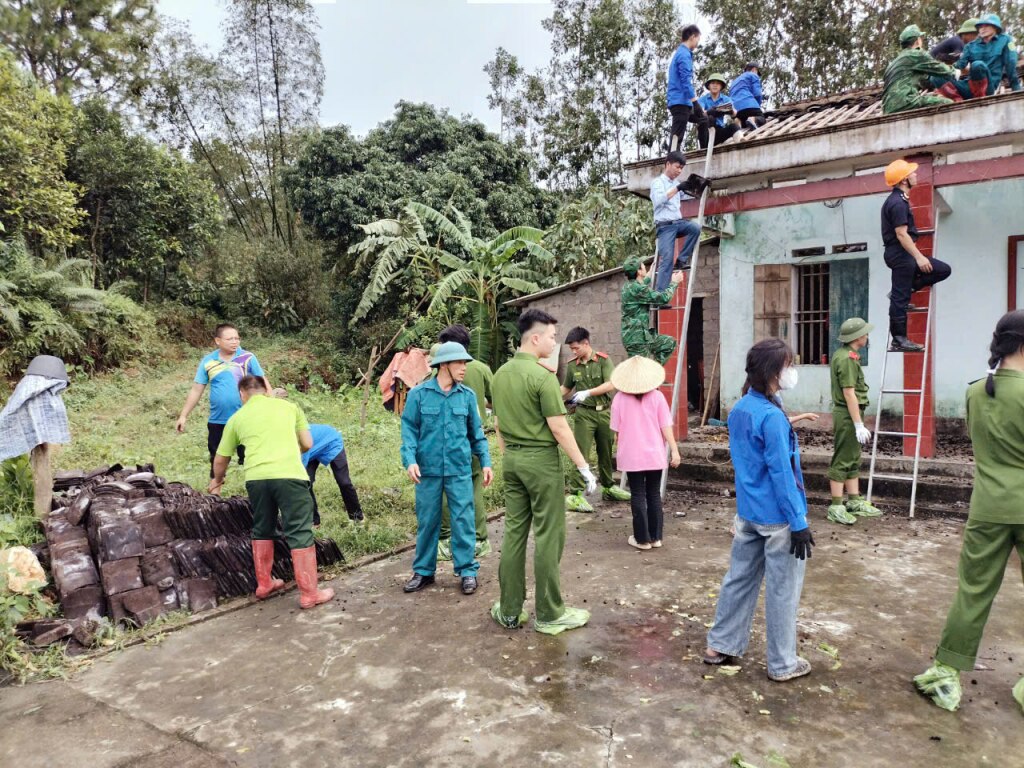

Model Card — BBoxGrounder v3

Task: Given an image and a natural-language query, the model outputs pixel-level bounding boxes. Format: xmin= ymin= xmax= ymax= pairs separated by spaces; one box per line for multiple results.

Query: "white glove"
xmin=570 ymin=389 xmax=591 ymax=405
xmin=577 ymin=465 xmax=597 ymax=495
xmin=854 ymin=422 xmax=872 ymax=445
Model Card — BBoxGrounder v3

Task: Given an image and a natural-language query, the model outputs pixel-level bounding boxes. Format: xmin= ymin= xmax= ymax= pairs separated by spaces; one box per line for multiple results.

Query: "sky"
xmin=158 ymin=0 xmax=699 ymax=137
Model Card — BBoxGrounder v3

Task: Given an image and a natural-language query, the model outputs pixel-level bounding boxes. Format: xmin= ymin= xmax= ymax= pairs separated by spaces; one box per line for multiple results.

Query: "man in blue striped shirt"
xmin=650 ymin=151 xmax=701 ymax=291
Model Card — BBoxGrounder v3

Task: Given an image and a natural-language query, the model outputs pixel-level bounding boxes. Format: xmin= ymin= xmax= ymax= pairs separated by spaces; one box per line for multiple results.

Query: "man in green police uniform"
xmin=210 ymin=375 xmax=334 ymax=610
xmin=827 ymin=318 xmax=884 ymax=525
xmin=436 ymin=324 xmax=495 ymax=561
xmin=561 ymin=327 xmax=630 ymax=513
xmin=491 ymin=308 xmax=597 ymax=635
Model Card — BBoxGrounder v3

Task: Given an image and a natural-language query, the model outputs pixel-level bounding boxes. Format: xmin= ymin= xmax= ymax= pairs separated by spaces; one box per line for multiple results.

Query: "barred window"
xmin=794 ymin=263 xmax=830 ymax=365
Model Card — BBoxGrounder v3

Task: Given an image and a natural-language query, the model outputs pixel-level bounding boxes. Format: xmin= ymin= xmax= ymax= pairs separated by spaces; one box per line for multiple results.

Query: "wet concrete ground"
xmin=3 ymin=491 xmax=1023 ymax=768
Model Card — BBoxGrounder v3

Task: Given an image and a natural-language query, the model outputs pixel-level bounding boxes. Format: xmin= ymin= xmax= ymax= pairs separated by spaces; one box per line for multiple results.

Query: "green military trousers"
xmin=498 ymin=445 xmax=566 ymax=623
xmin=247 ymin=478 xmax=315 ymax=550
xmin=828 ymin=407 xmax=863 ymax=482
xmin=935 ymin=519 xmax=1024 ymax=671
xmin=624 ymin=333 xmax=676 ymax=366
xmin=568 ymin=407 xmax=615 ymax=491
xmin=439 ymin=456 xmax=487 ymax=543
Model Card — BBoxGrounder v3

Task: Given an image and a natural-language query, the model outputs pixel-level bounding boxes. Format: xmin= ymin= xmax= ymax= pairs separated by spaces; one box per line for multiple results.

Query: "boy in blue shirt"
xmin=176 ymin=323 xmax=270 ymax=481
xmin=666 ymin=24 xmax=708 ymax=151
xmin=302 ymin=423 xmax=364 ymax=526
xmin=400 ymin=342 xmax=493 ymax=596
xmin=697 ymin=73 xmax=737 ymax=148
xmin=730 ymin=63 xmax=766 ymax=131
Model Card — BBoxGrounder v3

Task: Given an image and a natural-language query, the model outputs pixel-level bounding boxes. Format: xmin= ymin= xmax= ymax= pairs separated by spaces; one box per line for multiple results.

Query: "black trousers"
xmin=884 ymin=249 xmax=952 ymax=329
xmin=698 ymin=122 xmax=739 ymax=149
xmin=627 ymin=469 xmax=664 ymax=544
xmin=668 ymin=103 xmax=708 ymax=152
xmin=735 ymin=107 xmax=765 ymax=127
xmin=207 ymin=422 xmax=244 ymax=478
xmin=306 ymin=450 xmax=363 ymax=525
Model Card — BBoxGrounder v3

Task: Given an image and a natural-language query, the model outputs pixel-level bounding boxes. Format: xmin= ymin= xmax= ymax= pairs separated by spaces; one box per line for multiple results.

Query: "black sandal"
xmin=703 ymin=650 xmax=734 ymax=665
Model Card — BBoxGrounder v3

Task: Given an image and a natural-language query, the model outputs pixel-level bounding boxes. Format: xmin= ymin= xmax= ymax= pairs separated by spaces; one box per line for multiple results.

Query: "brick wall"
xmin=518 ymin=243 xmax=720 ymax=398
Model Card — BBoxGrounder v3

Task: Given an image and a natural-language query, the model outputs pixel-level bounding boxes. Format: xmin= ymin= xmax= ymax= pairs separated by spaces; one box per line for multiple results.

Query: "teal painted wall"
xmin=718 ymin=177 xmax=1024 ymax=419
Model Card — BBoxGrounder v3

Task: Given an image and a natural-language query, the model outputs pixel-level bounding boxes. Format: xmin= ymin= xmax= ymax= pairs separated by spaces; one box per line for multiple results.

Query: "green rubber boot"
xmin=436 ymin=538 xmax=452 ymax=562
xmin=565 ymin=492 xmax=595 ymax=513
xmin=827 ymin=503 xmax=857 ymax=525
xmin=490 ymin=601 xmax=528 ymax=629
xmin=1013 ymin=677 xmax=1024 ymax=715
xmin=535 ymin=606 xmax=591 ymax=635
xmin=847 ymin=497 xmax=883 ymax=518
xmin=913 ymin=662 xmax=962 ymax=711
xmin=475 ymin=539 xmax=492 ymax=558
xmin=602 ymin=485 xmax=631 ymax=502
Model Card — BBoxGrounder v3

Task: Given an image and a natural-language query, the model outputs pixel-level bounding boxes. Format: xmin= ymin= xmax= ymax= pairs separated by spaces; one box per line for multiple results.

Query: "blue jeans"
xmin=412 ymin=475 xmax=479 ymax=578
xmin=655 ymin=219 xmax=700 ymax=291
xmin=706 ymin=515 xmax=806 ymax=677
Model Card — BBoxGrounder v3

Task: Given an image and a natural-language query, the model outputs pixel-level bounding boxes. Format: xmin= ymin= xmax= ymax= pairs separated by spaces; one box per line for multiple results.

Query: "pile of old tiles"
xmin=26 ymin=464 xmax=345 ymax=649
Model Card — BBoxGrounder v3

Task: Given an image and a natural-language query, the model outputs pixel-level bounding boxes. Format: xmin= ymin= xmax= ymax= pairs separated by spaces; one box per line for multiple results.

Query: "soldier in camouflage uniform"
xmin=620 ymin=256 xmax=683 ymax=365
xmin=882 ymin=25 xmax=957 ymax=114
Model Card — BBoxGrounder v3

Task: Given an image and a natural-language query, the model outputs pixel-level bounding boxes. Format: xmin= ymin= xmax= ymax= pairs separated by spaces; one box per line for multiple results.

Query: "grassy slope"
xmin=42 ymin=337 xmax=503 ymax=562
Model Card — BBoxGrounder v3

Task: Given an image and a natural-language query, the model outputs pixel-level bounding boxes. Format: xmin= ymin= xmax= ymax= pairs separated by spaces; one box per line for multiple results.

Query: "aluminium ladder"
xmin=866 ymin=291 xmax=934 ymax=518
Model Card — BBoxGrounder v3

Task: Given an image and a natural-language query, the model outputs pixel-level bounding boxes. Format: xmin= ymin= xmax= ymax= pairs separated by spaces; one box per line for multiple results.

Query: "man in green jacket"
xmin=954 ymin=14 xmax=1021 ymax=98
xmin=621 ymin=256 xmax=684 ymax=365
xmin=436 ymin=324 xmax=495 ymax=561
xmin=826 ymin=318 xmax=883 ymax=525
xmin=882 ymin=25 xmax=958 ymax=114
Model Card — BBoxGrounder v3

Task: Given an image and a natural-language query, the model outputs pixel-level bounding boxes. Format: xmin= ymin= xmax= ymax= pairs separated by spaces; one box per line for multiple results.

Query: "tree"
xmin=483 ymin=47 xmax=524 ymax=142
xmin=0 ymin=0 xmax=157 ymax=101
xmin=349 ymin=202 xmax=553 ymax=368
xmin=284 ymin=102 xmax=559 ymax=262
xmin=0 ymin=51 xmax=83 ymax=252
xmin=66 ymin=99 xmax=222 ymax=301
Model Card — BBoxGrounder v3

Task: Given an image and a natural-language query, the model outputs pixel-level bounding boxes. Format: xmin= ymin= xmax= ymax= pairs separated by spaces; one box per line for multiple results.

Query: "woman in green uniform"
xmin=914 ymin=310 xmax=1024 ymax=714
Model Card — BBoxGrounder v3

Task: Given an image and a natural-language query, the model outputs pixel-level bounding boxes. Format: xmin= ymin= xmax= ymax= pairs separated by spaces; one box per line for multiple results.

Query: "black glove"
xmin=706 ymin=107 xmax=724 ymax=120
xmin=690 ymin=101 xmax=709 ymax=127
xmin=789 ymin=528 xmax=815 ymax=560
xmin=679 ymin=173 xmax=712 ymax=197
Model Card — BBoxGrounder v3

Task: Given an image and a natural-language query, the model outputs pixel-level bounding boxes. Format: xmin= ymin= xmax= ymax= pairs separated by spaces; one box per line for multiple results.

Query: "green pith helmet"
xmin=977 ymin=13 xmax=1003 ymax=32
xmin=899 ymin=24 xmax=924 ymax=44
xmin=430 ymin=341 xmax=473 ymax=368
xmin=957 ymin=18 xmax=979 ymax=35
xmin=704 ymin=73 xmax=728 ymax=88
xmin=622 ymin=256 xmax=642 ymax=277
xmin=838 ymin=317 xmax=875 ymax=343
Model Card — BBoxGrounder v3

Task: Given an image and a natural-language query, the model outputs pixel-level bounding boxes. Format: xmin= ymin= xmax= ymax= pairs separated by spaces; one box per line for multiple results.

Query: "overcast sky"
xmin=159 ymin=0 xmax=698 ymax=137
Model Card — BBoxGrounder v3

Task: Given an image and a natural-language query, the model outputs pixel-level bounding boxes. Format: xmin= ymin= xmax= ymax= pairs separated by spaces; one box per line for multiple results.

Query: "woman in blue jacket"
xmin=703 ymin=338 xmax=815 ymax=682
xmin=730 ymin=62 xmax=766 ymax=131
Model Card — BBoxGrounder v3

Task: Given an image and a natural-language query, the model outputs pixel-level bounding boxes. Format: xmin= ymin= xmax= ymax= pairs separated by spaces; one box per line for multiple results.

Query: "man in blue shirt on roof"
xmin=666 ymin=24 xmax=708 ymax=151
xmin=650 ymin=151 xmax=702 ymax=292
xmin=302 ymin=423 xmax=364 ymax=527
xmin=730 ymin=63 xmax=766 ymax=131
xmin=697 ymin=73 xmax=737 ymax=148
xmin=176 ymin=323 xmax=271 ymax=482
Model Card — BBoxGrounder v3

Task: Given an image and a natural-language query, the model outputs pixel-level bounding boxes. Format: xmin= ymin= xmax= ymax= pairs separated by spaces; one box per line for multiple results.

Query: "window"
xmin=794 ymin=263 xmax=830 ymax=365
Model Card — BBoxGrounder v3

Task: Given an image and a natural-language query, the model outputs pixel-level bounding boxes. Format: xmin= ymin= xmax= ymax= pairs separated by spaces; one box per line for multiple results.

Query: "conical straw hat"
xmin=611 ymin=356 xmax=666 ymax=394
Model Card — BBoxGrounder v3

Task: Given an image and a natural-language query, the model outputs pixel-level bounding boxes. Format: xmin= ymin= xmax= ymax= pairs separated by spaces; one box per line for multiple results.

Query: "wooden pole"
xmin=30 ymin=443 xmax=53 ymax=519
xmin=701 ymin=344 xmax=720 ymax=428
xmin=358 ymin=345 xmax=379 ymax=429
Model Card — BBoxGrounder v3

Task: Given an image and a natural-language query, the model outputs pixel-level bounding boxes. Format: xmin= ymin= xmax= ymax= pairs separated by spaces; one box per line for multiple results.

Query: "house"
xmin=616 ymin=85 xmax=1024 ymax=457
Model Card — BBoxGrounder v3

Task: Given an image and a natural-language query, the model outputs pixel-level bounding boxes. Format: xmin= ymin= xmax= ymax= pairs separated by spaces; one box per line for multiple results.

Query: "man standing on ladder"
xmin=881 ymin=159 xmax=952 ymax=352
xmin=826 ymin=318 xmax=884 ymax=525
xmin=621 ymin=256 xmax=685 ymax=365
xmin=651 ymin=151 xmax=703 ymax=292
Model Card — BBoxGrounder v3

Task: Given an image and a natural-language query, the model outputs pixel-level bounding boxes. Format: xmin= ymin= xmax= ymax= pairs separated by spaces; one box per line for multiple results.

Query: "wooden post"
xmin=30 ymin=443 xmax=53 ymax=519
xmin=358 ymin=345 xmax=379 ymax=429
xmin=701 ymin=344 xmax=720 ymax=428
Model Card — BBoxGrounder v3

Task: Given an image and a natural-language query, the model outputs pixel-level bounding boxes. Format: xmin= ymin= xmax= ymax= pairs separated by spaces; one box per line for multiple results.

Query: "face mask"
xmin=779 ymin=366 xmax=799 ymax=391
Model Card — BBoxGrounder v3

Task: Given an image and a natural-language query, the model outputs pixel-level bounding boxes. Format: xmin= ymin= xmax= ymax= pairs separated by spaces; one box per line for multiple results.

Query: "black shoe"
xmin=403 ymin=573 xmax=435 ymax=593
xmin=460 ymin=576 xmax=478 ymax=595
xmin=890 ymin=336 xmax=925 ymax=352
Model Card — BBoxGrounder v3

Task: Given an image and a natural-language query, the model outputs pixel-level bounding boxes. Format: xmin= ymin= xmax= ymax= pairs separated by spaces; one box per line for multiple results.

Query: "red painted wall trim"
xmin=1010 ymin=235 xmax=1024 ymax=311
xmin=681 ymin=154 xmax=1024 ymax=218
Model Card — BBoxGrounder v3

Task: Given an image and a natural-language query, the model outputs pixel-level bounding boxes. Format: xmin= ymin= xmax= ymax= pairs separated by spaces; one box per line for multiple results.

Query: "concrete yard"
xmin=3 ymin=491 xmax=1022 ymax=768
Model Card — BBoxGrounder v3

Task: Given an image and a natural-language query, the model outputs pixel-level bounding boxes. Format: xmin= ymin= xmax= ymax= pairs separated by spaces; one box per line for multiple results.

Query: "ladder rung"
xmin=880 ymin=388 xmax=922 ymax=395
xmin=871 ymin=472 xmax=916 ymax=481
xmin=886 ymin=348 xmax=926 ymax=354
xmin=876 ymin=430 xmax=918 ymax=437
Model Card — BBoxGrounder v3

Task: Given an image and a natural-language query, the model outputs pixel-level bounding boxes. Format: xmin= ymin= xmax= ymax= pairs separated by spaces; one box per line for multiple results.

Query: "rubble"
xmin=25 ymin=463 xmax=346 ymax=652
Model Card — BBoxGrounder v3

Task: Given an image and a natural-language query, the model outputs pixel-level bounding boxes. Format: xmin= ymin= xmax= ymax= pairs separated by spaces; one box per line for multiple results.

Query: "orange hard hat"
xmin=885 ymin=159 xmax=919 ymax=187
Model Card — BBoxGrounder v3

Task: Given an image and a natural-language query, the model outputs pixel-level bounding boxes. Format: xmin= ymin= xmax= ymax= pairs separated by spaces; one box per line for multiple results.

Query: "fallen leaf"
xmin=759 ymin=709 xmax=771 ymax=715
xmin=818 ymin=685 xmax=833 ymax=694
xmin=703 ymin=674 xmax=715 ymax=680
xmin=717 ymin=665 xmax=742 ymax=676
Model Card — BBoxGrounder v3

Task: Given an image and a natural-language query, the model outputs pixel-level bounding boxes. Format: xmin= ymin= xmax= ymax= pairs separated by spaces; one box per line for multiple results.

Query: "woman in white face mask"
xmin=703 ymin=338 xmax=815 ymax=682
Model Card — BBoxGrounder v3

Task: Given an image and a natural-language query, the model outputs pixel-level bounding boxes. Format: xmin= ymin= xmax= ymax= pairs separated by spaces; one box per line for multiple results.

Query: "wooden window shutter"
xmin=753 ymin=264 xmax=792 ymax=342
xmin=828 ymin=258 xmax=870 ymax=365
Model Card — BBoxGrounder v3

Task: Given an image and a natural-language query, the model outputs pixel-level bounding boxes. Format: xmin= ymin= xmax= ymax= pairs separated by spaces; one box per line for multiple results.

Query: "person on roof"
xmin=929 ymin=18 xmax=979 ymax=64
xmin=697 ymin=73 xmax=738 ymax=148
xmin=729 ymin=63 xmax=765 ymax=131
xmin=882 ymin=25 xmax=958 ymax=113
xmin=954 ymin=14 xmax=1021 ymax=98
xmin=880 ymin=159 xmax=952 ymax=352
xmin=666 ymin=24 xmax=708 ymax=151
